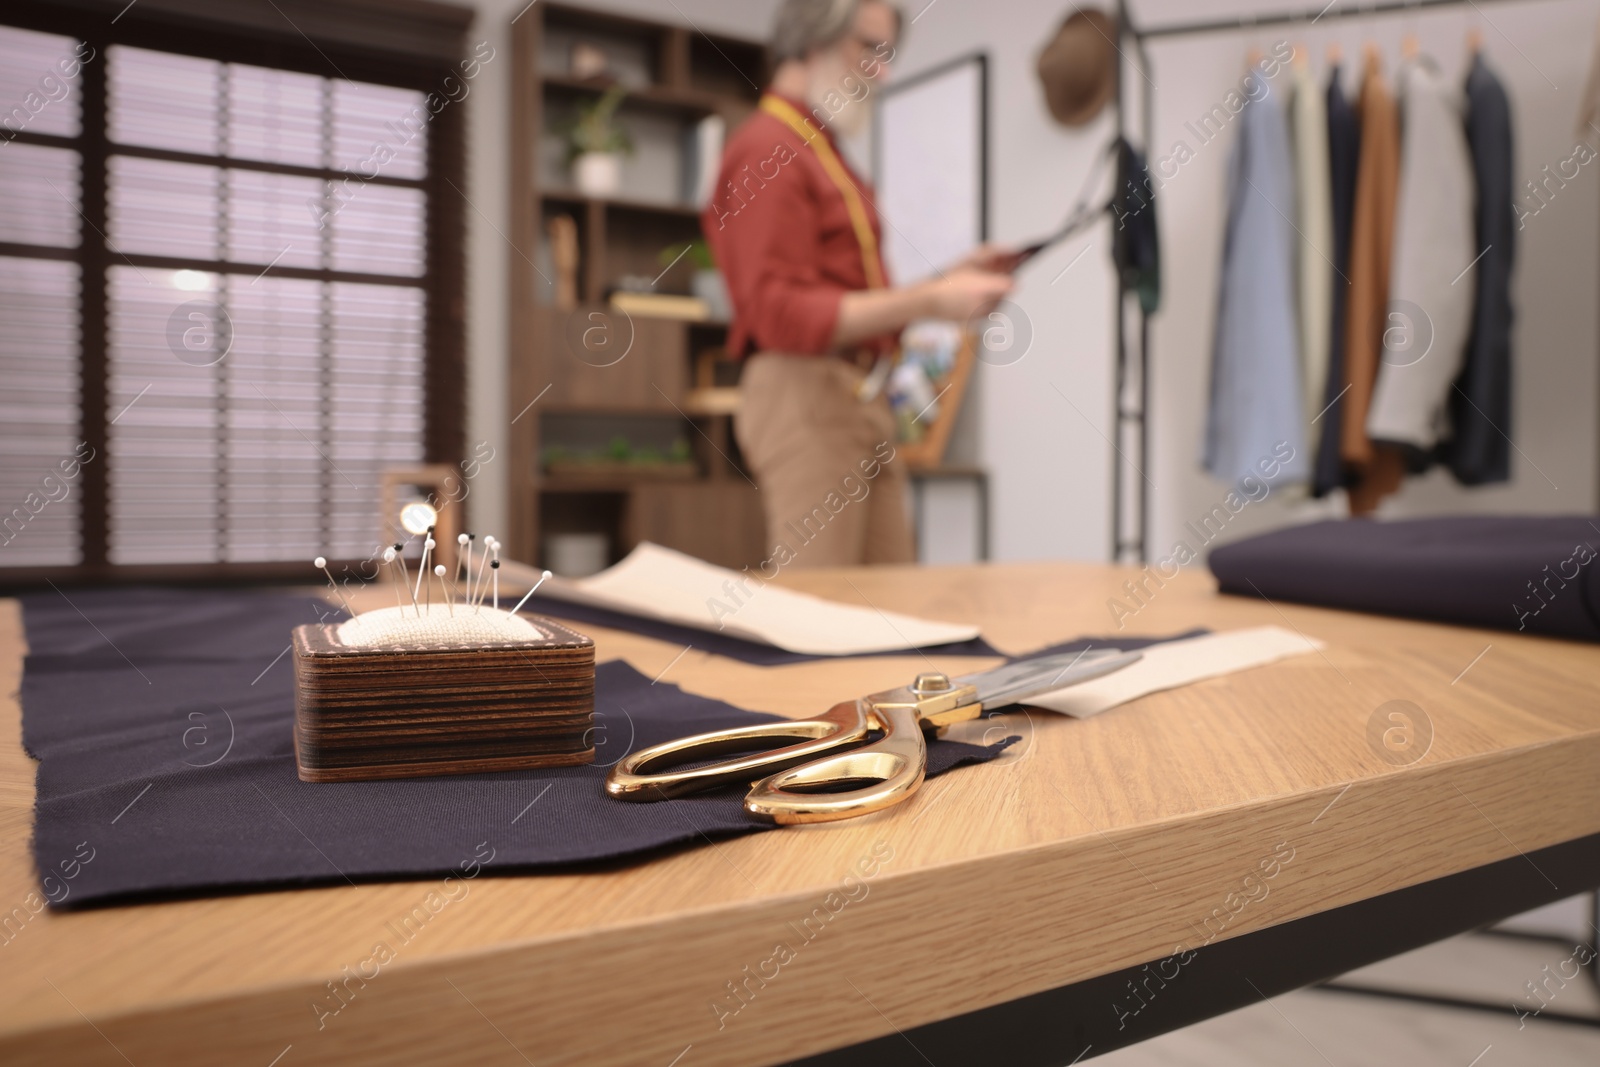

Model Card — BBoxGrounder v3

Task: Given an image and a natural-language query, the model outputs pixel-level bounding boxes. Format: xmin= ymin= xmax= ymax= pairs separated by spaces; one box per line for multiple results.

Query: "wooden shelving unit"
xmin=508 ymin=3 xmax=767 ymax=572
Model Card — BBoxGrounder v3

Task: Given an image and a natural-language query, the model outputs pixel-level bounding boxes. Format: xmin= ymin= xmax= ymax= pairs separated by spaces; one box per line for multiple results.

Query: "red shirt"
xmin=701 ymin=93 xmax=893 ymax=359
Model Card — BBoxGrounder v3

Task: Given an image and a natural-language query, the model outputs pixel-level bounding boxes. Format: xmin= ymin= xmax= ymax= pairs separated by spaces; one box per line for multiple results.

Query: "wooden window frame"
xmin=0 ymin=0 xmax=468 ymax=586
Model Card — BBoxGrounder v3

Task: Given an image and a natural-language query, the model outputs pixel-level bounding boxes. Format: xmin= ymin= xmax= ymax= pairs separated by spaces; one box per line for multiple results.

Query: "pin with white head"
xmin=399 ymin=503 xmax=438 ymax=609
xmin=382 ymin=546 xmax=407 ymax=613
xmin=434 ymin=563 xmax=453 ymax=617
xmin=457 ymin=532 xmax=472 ymax=604
xmin=510 ymin=569 xmax=553 ymax=617
xmin=484 ymin=536 xmax=503 ymax=608
xmin=314 ymin=556 xmax=356 ymax=618
xmin=420 ymin=533 xmax=436 ymax=614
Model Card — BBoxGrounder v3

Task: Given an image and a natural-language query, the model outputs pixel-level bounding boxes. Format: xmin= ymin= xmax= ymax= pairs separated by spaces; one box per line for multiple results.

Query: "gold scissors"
xmin=605 ymin=648 xmax=1140 ymax=824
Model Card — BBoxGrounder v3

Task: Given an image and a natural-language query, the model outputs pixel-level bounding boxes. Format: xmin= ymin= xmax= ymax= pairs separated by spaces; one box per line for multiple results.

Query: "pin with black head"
xmin=467 ymin=532 xmax=480 ymax=605
xmin=393 ymin=541 xmax=421 ymax=617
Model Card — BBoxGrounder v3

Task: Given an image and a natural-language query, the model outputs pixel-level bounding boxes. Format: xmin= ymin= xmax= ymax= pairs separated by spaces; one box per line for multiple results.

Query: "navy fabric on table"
xmin=517 ymin=591 xmax=1005 ymax=664
xmin=1209 ymin=516 xmax=1600 ymax=641
xmin=22 ymin=588 xmax=1188 ymax=909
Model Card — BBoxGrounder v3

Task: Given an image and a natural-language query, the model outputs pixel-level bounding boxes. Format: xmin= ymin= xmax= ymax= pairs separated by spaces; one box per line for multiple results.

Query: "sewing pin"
xmin=510 ymin=570 xmax=553 ymax=616
xmin=479 ymin=537 xmax=500 ymax=608
xmin=471 ymin=539 xmax=492 ymax=613
xmin=382 ymin=547 xmax=406 ymax=613
xmin=413 ymin=526 xmax=434 ymax=606
xmin=314 ymin=556 xmax=356 ymax=618
xmin=393 ymin=541 xmax=421 ymax=617
xmin=435 ymin=563 xmax=453 ymax=617
xmin=419 ymin=536 xmax=436 ymax=615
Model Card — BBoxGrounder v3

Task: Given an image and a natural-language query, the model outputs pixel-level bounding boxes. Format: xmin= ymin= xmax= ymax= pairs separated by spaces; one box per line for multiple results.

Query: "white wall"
xmin=458 ymin=0 xmax=1600 ymax=561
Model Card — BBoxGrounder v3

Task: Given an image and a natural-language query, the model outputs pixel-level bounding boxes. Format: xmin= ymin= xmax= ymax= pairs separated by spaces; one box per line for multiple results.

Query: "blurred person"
xmin=703 ymin=0 xmax=1015 ymax=567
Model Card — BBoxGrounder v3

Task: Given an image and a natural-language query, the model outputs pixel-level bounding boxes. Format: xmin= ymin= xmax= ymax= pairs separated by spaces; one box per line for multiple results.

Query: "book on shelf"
xmin=608 ymin=291 xmax=711 ymax=321
xmin=685 ymin=114 xmax=725 ymax=209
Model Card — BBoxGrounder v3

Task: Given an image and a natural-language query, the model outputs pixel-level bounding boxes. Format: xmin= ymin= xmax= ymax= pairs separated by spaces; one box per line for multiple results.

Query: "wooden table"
xmin=1 ymin=562 xmax=1597 ymax=1066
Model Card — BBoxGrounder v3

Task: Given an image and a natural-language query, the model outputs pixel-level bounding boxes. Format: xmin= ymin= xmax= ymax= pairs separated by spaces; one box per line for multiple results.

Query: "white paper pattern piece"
xmin=529 ymin=542 xmax=980 ymax=656
xmin=1028 ymin=626 xmax=1324 ymax=718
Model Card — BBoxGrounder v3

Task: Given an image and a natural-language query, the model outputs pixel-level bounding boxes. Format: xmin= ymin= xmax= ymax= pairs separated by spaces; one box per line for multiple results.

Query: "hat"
xmin=1036 ymin=7 xmax=1118 ymax=127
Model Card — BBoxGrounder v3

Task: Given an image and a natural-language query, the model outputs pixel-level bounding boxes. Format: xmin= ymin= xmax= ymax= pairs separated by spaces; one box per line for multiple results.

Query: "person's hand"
xmin=952 ymin=242 xmax=1025 ymax=275
xmin=921 ymin=268 xmax=1014 ymax=323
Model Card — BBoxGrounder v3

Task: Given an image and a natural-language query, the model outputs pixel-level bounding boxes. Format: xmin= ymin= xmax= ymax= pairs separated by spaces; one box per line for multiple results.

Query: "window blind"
xmin=0 ymin=26 xmax=83 ymax=569
xmin=0 ymin=13 xmax=460 ymax=577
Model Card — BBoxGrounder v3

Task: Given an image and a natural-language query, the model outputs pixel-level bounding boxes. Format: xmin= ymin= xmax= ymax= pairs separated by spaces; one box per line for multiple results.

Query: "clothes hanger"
xmin=1362 ymin=38 xmax=1383 ymax=74
xmin=1241 ymin=13 xmax=1263 ymax=69
xmin=1325 ymin=6 xmax=1350 ymax=92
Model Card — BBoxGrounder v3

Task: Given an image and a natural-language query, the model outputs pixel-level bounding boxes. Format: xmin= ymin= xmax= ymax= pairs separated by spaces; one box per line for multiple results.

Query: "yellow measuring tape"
xmin=759 ymin=94 xmax=886 ymax=290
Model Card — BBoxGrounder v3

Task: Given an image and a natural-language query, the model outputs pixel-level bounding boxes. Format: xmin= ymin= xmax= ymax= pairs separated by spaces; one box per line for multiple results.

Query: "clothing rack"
xmin=1106 ymin=0 xmax=1507 ymax=563
xmin=1136 ymin=0 xmax=1502 ymax=40
xmin=1106 ymin=0 xmax=1600 ymax=1027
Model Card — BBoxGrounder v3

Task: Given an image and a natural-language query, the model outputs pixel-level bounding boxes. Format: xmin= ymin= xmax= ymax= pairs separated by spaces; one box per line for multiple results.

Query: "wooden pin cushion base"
xmin=291 ymin=614 xmax=596 ymax=783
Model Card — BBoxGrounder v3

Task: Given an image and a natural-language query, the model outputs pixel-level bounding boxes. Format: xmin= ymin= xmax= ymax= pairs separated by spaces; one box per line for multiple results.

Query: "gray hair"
xmin=770 ymin=0 xmax=899 ymax=63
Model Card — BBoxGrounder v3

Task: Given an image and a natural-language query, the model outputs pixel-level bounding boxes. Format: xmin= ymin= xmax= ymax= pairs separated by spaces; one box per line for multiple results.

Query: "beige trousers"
xmin=735 ymin=354 xmax=915 ymax=568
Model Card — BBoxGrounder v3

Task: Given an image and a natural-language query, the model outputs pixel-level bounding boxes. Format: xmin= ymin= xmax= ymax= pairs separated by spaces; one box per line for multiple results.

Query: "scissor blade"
xmin=955 ymin=648 xmax=1140 ymax=710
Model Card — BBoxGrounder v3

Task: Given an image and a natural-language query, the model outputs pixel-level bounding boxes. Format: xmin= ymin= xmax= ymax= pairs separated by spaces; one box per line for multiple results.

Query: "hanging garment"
xmin=1340 ymin=53 xmax=1401 ymax=514
xmin=1112 ymin=139 xmax=1161 ymax=315
xmin=1312 ymin=63 xmax=1361 ymax=498
xmin=1205 ymin=85 xmax=1308 ymax=486
xmin=1445 ymin=52 xmax=1515 ymax=485
xmin=1365 ymin=57 xmax=1478 ymax=475
xmin=1290 ymin=58 xmax=1334 ymax=439
xmin=1578 ymin=13 xmax=1600 ymax=137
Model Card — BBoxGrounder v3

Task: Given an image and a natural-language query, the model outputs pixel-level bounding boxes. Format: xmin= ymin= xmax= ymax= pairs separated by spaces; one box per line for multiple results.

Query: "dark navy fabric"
xmin=1209 ymin=516 xmax=1600 ymax=640
xmin=19 ymin=588 xmax=1208 ymax=908
xmin=18 ymin=588 xmax=1020 ymax=909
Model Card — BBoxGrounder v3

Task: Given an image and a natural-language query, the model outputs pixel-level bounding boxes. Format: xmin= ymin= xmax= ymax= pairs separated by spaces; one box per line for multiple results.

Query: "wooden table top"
xmin=2 ymin=562 xmax=1598 ymax=1067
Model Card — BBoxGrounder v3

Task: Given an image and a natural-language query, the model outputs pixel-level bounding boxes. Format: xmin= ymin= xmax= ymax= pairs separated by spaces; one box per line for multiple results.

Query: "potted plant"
xmin=565 ymin=86 xmax=632 ymax=197
xmin=658 ymin=238 xmax=729 ymax=320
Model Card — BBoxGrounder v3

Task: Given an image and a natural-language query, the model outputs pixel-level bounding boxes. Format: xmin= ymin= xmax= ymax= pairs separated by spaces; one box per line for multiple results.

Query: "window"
xmin=0 ymin=6 xmax=465 ymax=579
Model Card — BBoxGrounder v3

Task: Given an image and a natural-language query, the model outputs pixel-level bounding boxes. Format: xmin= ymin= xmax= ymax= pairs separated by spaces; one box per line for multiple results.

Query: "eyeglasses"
xmin=850 ymin=34 xmax=895 ymax=59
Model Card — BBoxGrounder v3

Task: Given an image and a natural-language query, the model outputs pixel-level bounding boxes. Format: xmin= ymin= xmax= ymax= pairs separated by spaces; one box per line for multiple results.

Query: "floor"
xmin=1097 ymin=895 xmax=1600 ymax=1066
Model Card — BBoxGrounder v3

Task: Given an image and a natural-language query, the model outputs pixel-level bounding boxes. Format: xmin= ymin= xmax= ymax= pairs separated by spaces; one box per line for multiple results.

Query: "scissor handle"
xmin=604 ymin=700 xmax=871 ymax=801
xmin=745 ymin=704 xmax=927 ymax=825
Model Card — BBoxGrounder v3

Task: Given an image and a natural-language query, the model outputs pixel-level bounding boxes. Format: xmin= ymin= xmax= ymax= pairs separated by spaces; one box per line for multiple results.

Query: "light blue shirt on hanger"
xmin=1204 ymin=84 xmax=1310 ymax=486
